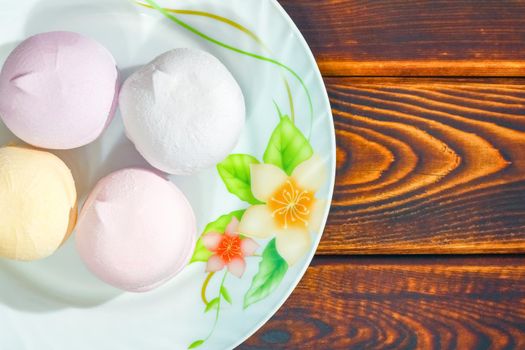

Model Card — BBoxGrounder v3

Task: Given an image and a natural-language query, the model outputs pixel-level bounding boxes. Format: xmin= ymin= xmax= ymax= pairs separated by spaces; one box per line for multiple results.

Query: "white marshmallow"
xmin=119 ymin=48 xmax=245 ymax=175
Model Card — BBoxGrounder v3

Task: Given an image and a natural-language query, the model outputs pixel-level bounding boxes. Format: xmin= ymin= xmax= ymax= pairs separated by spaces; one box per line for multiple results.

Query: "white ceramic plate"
xmin=0 ymin=0 xmax=335 ymax=349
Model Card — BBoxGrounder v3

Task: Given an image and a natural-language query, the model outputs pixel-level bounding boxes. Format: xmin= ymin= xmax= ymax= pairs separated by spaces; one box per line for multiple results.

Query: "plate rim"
xmin=229 ymin=1 xmax=336 ymax=348
xmin=0 ymin=0 xmax=337 ymax=348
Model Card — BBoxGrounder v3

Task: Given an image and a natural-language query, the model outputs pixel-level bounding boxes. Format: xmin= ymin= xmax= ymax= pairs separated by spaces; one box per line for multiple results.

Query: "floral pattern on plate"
xmin=139 ymin=1 xmax=329 ymax=348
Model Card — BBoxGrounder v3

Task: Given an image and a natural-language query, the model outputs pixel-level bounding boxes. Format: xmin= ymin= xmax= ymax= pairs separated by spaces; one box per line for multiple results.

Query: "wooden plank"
xmin=278 ymin=0 xmax=525 ymax=76
xmin=240 ymin=256 xmax=525 ymax=350
xmin=319 ymin=78 xmax=525 ymax=254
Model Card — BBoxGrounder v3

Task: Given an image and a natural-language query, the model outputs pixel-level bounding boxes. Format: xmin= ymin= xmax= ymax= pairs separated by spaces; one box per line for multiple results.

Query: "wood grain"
xmin=319 ymin=78 xmax=525 ymax=254
xmin=240 ymin=256 xmax=525 ymax=350
xmin=242 ymin=3 xmax=525 ymax=350
xmin=279 ymin=0 xmax=525 ymax=76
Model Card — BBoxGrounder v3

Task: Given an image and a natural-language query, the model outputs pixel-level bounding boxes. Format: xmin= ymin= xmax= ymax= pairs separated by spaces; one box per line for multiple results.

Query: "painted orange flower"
xmin=203 ymin=217 xmax=259 ymax=278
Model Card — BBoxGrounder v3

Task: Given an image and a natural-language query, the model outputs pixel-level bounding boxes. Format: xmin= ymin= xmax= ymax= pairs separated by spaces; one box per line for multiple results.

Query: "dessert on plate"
xmin=75 ymin=168 xmax=196 ymax=292
xmin=0 ymin=31 xmax=119 ymax=149
xmin=119 ymin=48 xmax=245 ymax=175
xmin=0 ymin=146 xmax=77 ymax=261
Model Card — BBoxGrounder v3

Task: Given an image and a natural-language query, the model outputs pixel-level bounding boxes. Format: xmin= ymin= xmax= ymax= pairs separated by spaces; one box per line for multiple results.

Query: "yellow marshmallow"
xmin=0 ymin=146 xmax=77 ymax=261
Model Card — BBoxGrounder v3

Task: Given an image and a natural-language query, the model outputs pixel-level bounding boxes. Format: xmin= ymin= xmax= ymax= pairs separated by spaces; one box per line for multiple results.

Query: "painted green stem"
xmin=137 ymin=2 xmax=265 ymax=47
xmin=273 ymin=100 xmax=284 ymax=119
xmin=283 ymin=78 xmax=295 ymax=123
xmin=141 ymin=0 xmax=311 ymax=131
xmin=201 ymin=272 xmax=215 ymax=305
xmin=204 ymin=272 xmax=228 ymax=343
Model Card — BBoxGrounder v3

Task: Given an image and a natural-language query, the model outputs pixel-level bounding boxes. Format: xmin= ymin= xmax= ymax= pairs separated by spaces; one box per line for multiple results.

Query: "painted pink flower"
xmin=203 ymin=217 xmax=259 ymax=278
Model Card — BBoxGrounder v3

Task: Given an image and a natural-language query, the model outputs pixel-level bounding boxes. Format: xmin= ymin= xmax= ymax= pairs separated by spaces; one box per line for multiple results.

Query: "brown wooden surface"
xmin=279 ymin=0 xmax=525 ymax=76
xmin=320 ymin=78 xmax=525 ymax=254
xmin=244 ymin=1 xmax=525 ymax=349
xmin=241 ymin=256 xmax=525 ymax=350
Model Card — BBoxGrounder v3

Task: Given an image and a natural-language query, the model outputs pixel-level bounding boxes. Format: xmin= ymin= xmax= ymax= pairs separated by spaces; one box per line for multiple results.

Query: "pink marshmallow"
xmin=75 ymin=168 xmax=196 ymax=292
xmin=0 ymin=31 xmax=118 ymax=149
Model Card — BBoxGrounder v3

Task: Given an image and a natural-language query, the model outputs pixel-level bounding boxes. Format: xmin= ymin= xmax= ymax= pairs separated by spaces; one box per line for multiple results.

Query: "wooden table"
xmin=241 ymin=1 xmax=525 ymax=349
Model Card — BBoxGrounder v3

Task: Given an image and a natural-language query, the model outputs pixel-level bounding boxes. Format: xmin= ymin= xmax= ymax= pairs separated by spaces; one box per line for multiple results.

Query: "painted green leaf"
xmin=221 ymin=286 xmax=232 ymax=304
xmin=203 ymin=209 xmax=246 ymax=234
xmin=190 ymin=210 xmax=246 ymax=263
xmin=205 ymin=297 xmax=220 ymax=313
xmin=188 ymin=340 xmax=204 ymax=349
xmin=244 ymin=239 xmax=288 ymax=309
xmin=217 ymin=154 xmax=262 ymax=204
xmin=263 ymin=116 xmax=313 ymax=175
xmin=190 ymin=238 xmax=213 ymax=264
